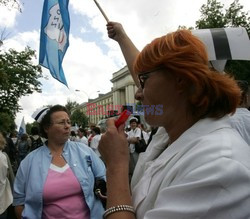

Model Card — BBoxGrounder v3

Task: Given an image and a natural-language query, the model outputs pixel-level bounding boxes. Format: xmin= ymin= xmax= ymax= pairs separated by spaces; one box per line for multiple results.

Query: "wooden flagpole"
xmin=93 ymin=0 xmax=109 ymax=23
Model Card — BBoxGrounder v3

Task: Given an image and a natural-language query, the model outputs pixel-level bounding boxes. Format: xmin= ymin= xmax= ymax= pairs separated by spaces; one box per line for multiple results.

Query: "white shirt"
xmin=229 ymin=107 xmax=250 ymax=145
xmin=127 ymin=127 xmax=141 ymax=153
xmin=90 ymin=134 xmax=101 ymax=157
xmin=0 ymin=151 xmax=13 ymax=214
xmin=131 ymin=116 xmax=250 ymax=219
xmin=79 ymin=136 xmax=88 ymax=145
xmin=142 ymin=130 xmax=149 ymax=144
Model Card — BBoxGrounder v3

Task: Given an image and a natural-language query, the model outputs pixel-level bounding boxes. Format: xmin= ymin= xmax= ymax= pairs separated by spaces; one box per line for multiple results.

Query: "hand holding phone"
xmin=115 ymin=110 xmax=131 ymax=128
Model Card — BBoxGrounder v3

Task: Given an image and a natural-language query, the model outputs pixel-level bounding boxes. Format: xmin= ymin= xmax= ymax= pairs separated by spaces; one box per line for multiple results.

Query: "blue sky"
xmin=0 ymin=0 xmax=249 ymax=128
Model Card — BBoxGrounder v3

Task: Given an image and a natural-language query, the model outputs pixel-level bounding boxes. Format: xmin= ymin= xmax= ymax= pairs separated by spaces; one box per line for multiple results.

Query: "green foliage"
xmin=71 ymin=108 xmax=89 ymax=129
xmin=196 ymin=0 xmax=227 ymax=29
xmin=25 ymin=123 xmax=32 ymax=135
xmin=178 ymin=25 xmax=194 ymax=30
xmin=195 ymin=0 xmax=250 ymax=81
xmin=0 ymin=112 xmax=15 ymax=133
xmin=64 ymin=99 xmax=88 ymax=128
xmin=226 ymin=61 xmax=250 ymax=81
xmin=0 ymin=47 xmax=42 ymax=117
xmin=25 ymin=121 xmax=39 ymax=135
xmin=0 ymin=47 xmax=42 ymax=132
xmin=65 ymin=99 xmax=79 ymax=116
xmin=225 ymin=0 xmax=250 ymax=33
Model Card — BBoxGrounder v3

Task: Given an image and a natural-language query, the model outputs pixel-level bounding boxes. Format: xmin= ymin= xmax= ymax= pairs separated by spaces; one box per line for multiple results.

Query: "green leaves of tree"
xmin=0 ymin=47 xmax=42 ymax=132
xmin=65 ymin=100 xmax=89 ymax=128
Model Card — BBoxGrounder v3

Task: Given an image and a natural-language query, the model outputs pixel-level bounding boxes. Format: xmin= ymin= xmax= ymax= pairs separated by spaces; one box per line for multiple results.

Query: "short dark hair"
xmin=129 ymin=119 xmax=138 ymax=124
xmin=71 ymin=131 xmax=76 ymax=136
xmin=92 ymin=127 xmax=101 ymax=135
xmin=78 ymin=128 xmax=87 ymax=136
xmin=39 ymin=105 xmax=69 ymax=139
xmin=31 ymin=126 xmax=39 ymax=135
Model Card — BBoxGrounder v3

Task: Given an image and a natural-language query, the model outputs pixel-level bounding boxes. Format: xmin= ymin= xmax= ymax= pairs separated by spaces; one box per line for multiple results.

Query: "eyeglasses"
xmin=138 ymin=67 xmax=163 ymax=89
xmin=51 ymin=120 xmax=71 ymax=126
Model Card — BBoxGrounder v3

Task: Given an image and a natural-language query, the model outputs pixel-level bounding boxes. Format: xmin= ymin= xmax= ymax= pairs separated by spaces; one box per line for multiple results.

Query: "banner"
xmin=39 ymin=0 xmax=70 ymax=86
xmin=192 ymin=27 xmax=250 ymax=72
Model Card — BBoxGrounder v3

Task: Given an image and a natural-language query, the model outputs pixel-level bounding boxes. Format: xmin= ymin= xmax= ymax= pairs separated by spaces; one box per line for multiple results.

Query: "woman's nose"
xmin=135 ymin=87 xmax=143 ymax=101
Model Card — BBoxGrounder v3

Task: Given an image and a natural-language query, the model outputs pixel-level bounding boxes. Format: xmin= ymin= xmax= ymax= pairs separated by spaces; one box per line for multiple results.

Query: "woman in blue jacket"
xmin=13 ymin=105 xmax=106 ymax=219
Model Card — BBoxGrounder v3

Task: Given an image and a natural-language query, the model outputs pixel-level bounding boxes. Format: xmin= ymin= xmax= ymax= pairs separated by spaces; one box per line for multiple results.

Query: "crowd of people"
xmin=0 ymin=104 xmax=154 ymax=219
xmin=1 ymin=20 xmax=250 ymax=219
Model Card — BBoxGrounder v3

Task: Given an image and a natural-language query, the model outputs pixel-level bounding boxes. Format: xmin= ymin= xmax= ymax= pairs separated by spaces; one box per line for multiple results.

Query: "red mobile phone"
xmin=115 ymin=110 xmax=131 ymax=128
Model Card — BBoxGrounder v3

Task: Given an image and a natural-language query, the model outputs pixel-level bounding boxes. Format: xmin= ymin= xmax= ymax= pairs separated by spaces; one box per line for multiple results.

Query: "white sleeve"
xmin=90 ymin=136 xmax=99 ymax=150
xmin=142 ymin=131 xmax=149 ymax=143
xmin=144 ymin=157 xmax=250 ymax=219
xmin=135 ymin=128 xmax=142 ymax=138
xmin=0 ymin=153 xmax=8 ymax=199
xmin=80 ymin=137 xmax=88 ymax=145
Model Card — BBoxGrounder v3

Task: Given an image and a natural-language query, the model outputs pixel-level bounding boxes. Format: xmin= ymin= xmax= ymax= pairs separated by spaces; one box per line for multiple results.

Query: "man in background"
xmin=127 ymin=117 xmax=141 ymax=181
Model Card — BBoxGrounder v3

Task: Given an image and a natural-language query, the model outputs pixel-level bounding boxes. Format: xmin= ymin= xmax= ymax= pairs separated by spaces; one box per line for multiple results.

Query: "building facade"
xmin=79 ymin=66 xmax=137 ymax=125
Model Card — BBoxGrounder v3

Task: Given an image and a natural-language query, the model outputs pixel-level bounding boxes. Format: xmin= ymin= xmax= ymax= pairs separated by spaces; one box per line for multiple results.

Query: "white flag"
xmin=18 ymin=117 xmax=26 ymax=137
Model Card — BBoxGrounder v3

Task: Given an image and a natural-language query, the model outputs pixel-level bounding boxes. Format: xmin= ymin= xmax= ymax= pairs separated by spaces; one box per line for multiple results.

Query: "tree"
xmin=195 ymin=0 xmax=250 ymax=81
xmin=196 ymin=0 xmax=227 ymax=29
xmin=0 ymin=0 xmax=22 ymax=12
xmin=70 ymin=108 xmax=89 ymax=129
xmin=25 ymin=121 xmax=39 ymax=135
xmin=65 ymin=99 xmax=79 ymax=116
xmin=225 ymin=0 xmax=250 ymax=33
xmin=0 ymin=112 xmax=15 ymax=133
xmin=0 ymin=47 xmax=42 ymax=131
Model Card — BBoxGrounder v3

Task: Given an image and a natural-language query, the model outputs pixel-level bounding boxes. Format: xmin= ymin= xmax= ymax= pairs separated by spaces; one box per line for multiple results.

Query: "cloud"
xmin=4 ymin=30 xmax=120 ymax=126
xmin=0 ymin=5 xmax=19 ymax=28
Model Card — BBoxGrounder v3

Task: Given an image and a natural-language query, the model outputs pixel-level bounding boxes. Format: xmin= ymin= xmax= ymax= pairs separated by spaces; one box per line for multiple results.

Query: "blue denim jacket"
xmin=13 ymin=141 xmax=106 ymax=219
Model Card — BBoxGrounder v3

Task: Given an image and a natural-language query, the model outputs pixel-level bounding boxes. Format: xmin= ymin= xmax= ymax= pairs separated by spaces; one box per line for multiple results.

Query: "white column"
xmin=126 ymin=85 xmax=136 ymax=104
xmin=113 ymin=90 xmax=120 ymax=105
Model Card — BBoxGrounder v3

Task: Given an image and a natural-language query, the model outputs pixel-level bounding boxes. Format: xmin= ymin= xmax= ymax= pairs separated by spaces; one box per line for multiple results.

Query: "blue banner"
xmin=39 ymin=0 xmax=70 ymax=86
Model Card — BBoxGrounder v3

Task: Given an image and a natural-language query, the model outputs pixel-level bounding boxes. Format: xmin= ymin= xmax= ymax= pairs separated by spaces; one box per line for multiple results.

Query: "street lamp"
xmin=75 ymin=89 xmax=100 ymax=100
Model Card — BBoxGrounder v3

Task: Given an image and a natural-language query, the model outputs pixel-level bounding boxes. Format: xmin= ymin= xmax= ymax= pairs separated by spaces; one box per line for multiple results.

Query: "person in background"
xmin=88 ymin=125 xmax=96 ymax=146
xmin=69 ymin=130 xmax=78 ymax=142
xmin=229 ymin=80 xmax=250 ymax=145
xmin=90 ymin=127 xmax=102 ymax=157
xmin=16 ymin=133 xmax=30 ymax=165
xmin=138 ymin=123 xmax=149 ymax=144
xmin=127 ymin=117 xmax=141 ymax=181
xmin=9 ymin=131 xmax=18 ymax=145
xmin=98 ymin=22 xmax=250 ymax=218
xmin=0 ymin=132 xmax=13 ymax=219
xmin=3 ymin=132 xmax=18 ymax=174
xmin=13 ymin=105 xmax=106 ymax=219
xmin=29 ymin=126 xmax=43 ymax=152
xmin=77 ymin=128 xmax=88 ymax=145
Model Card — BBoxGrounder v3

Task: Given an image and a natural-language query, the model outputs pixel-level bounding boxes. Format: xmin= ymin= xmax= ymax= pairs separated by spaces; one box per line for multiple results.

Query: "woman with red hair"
xmin=98 ymin=22 xmax=250 ymax=219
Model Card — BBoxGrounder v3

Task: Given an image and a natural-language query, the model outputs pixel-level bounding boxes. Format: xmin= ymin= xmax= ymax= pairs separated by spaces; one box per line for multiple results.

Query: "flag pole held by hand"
xmin=93 ymin=0 xmax=109 ymax=23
